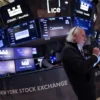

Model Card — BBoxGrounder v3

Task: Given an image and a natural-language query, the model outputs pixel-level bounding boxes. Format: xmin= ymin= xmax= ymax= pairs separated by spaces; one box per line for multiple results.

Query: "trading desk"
xmin=0 ymin=67 xmax=78 ymax=100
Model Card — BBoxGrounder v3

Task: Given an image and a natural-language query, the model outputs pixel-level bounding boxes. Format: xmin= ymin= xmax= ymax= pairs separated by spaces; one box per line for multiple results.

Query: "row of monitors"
xmin=0 ymin=55 xmax=58 ymax=76
xmin=0 ymin=16 xmax=93 ymax=47
xmin=0 ymin=47 xmax=37 ymax=60
xmin=0 ymin=0 xmax=94 ymax=25
xmin=0 ymin=58 xmax=36 ymax=75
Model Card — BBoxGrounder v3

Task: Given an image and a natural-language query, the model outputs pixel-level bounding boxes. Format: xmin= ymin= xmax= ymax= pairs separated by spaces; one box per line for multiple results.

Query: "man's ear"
xmin=73 ymin=34 xmax=77 ymax=40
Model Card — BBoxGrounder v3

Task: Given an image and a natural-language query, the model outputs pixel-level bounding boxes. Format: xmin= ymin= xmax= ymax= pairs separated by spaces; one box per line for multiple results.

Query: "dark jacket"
xmin=62 ymin=42 xmax=98 ymax=100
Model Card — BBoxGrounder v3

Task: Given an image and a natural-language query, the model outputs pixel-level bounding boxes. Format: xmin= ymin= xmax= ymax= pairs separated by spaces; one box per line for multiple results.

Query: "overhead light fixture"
xmin=65 ymin=1 xmax=69 ymax=4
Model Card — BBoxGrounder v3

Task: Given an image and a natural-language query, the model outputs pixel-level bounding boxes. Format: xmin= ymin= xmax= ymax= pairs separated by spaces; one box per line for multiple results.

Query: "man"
xmin=62 ymin=27 xmax=100 ymax=100
xmin=42 ymin=53 xmax=54 ymax=68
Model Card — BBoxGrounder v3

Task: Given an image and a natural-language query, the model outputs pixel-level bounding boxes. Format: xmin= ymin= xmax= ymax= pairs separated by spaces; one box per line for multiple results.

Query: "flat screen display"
xmin=0 ymin=29 xmax=7 ymax=47
xmin=74 ymin=0 xmax=93 ymax=19
xmin=0 ymin=48 xmax=14 ymax=60
xmin=14 ymin=47 xmax=33 ymax=59
xmin=0 ymin=0 xmax=33 ymax=25
xmin=32 ymin=48 xmax=37 ymax=55
xmin=31 ymin=46 xmax=44 ymax=58
xmin=39 ymin=17 xmax=72 ymax=38
xmin=0 ymin=60 xmax=15 ymax=74
xmin=7 ymin=20 xmax=38 ymax=46
xmin=15 ymin=58 xmax=35 ymax=72
xmin=74 ymin=17 xmax=93 ymax=36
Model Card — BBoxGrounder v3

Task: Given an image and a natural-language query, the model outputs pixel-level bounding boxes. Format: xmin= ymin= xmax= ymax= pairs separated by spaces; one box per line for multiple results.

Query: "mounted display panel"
xmin=7 ymin=20 xmax=38 ymax=46
xmin=14 ymin=47 xmax=33 ymax=59
xmin=15 ymin=58 xmax=36 ymax=72
xmin=39 ymin=16 xmax=72 ymax=38
xmin=74 ymin=17 xmax=93 ymax=36
xmin=0 ymin=48 xmax=14 ymax=60
xmin=74 ymin=0 xmax=93 ymax=19
xmin=0 ymin=28 xmax=8 ymax=47
xmin=0 ymin=0 xmax=33 ymax=26
xmin=0 ymin=60 xmax=15 ymax=74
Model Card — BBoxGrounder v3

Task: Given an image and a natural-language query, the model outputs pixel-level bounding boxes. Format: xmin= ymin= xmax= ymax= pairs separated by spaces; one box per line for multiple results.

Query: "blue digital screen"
xmin=15 ymin=58 xmax=35 ymax=72
xmin=0 ymin=48 xmax=14 ymax=60
xmin=50 ymin=56 xmax=56 ymax=64
xmin=0 ymin=29 xmax=7 ymax=47
xmin=39 ymin=17 xmax=72 ymax=38
xmin=7 ymin=20 xmax=38 ymax=46
xmin=0 ymin=60 xmax=15 ymax=74
xmin=74 ymin=17 xmax=93 ymax=36
xmin=14 ymin=47 xmax=33 ymax=59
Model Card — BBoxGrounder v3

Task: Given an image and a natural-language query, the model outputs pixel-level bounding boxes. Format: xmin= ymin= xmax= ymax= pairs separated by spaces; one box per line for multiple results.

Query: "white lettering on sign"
xmin=7 ymin=14 xmax=29 ymax=24
xmin=7 ymin=18 xmax=17 ymax=23
xmin=37 ymin=80 xmax=68 ymax=91
xmin=0 ymin=80 xmax=68 ymax=95
xmin=75 ymin=10 xmax=90 ymax=17
xmin=50 ymin=8 xmax=61 ymax=13
xmin=84 ymin=12 xmax=90 ymax=16
xmin=18 ymin=14 xmax=29 ymax=19
xmin=47 ymin=0 xmax=62 ymax=13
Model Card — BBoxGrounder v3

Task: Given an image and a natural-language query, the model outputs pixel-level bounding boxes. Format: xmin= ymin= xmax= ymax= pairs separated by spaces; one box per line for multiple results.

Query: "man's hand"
xmin=93 ymin=47 xmax=100 ymax=57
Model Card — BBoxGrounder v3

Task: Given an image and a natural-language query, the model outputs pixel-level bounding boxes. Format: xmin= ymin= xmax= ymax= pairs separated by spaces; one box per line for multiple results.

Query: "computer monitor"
xmin=74 ymin=17 xmax=93 ymax=36
xmin=14 ymin=47 xmax=33 ymax=59
xmin=0 ymin=60 xmax=15 ymax=74
xmin=39 ymin=16 xmax=72 ymax=38
xmin=0 ymin=48 xmax=14 ymax=60
xmin=0 ymin=29 xmax=7 ymax=47
xmin=32 ymin=46 xmax=44 ymax=58
xmin=0 ymin=0 xmax=33 ymax=25
xmin=32 ymin=48 xmax=37 ymax=55
xmin=74 ymin=0 xmax=93 ymax=19
xmin=7 ymin=20 xmax=38 ymax=46
xmin=15 ymin=58 xmax=35 ymax=72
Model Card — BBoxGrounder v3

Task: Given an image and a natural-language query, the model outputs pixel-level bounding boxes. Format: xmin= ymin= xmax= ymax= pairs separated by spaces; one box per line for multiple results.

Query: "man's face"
xmin=73 ymin=29 xmax=86 ymax=45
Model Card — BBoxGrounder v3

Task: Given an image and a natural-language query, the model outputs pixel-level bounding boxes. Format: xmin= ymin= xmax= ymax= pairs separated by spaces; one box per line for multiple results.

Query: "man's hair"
xmin=66 ymin=27 xmax=81 ymax=42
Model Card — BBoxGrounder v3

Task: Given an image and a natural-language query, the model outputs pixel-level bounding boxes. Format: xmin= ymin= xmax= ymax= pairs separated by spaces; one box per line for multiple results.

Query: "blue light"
xmin=80 ymin=0 xmax=93 ymax=8
xmin=50 ymin=56 xmax=56 ymax=64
